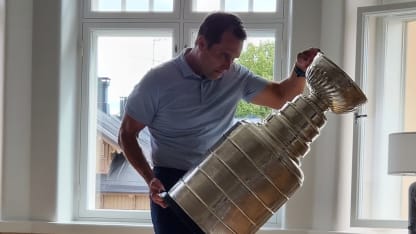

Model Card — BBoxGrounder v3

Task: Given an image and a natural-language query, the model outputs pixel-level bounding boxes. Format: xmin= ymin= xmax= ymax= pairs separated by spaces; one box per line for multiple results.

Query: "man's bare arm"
xmin=118 ymin=114 xmax=167 ymax=208
xmin=251 ymin=48 xmax=320 ymax=109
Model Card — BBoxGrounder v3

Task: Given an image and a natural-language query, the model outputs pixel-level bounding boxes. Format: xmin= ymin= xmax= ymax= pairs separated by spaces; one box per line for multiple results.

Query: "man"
xmin=118 ymin=12 xmax=320 ymax=234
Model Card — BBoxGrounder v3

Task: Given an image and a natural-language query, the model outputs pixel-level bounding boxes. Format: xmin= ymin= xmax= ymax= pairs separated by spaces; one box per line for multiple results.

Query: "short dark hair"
xmin=197 ymin=12 xmax=247 ymax=48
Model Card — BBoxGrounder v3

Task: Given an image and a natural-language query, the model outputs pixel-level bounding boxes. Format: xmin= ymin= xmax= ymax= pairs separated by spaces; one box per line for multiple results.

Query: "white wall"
xmin=30 ymin=0 xmax=60 ymax=221
xmin=30 ymin=0 xmax=78 ymax=222
xmin=2 ymin=0 xmax=32 ymax=220
xmin=286 ymin=1 xmax=356 ymax=231
xmin=284 ymin=0 xmax=321 ymax=230
xmin=0 ymin=0 xmax=5 ymax=219
xmin=0 ymin=0 xmax=409 ymax=233
xmin=2 ymin=0 xmax=78 ymax=223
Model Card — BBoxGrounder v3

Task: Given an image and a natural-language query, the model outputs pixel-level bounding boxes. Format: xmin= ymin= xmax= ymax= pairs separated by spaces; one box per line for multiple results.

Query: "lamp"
xmin=388 ymin=132 xmax=416 ymax=234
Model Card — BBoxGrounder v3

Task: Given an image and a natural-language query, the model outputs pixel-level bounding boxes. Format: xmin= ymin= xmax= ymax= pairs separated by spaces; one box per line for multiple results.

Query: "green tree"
xmin=235 ymin=41 xmax=274 ymax=119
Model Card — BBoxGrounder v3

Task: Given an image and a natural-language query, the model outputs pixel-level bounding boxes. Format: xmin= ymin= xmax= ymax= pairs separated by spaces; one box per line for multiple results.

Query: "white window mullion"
xmin=220 ymin=0 xmax=225 ymax=10
xmin=248 ymin=0 xmax=254 ymax=12
xmin=121 ymin=0 xmax=126 ymax=11
xmin=149 ymin=0 xmax=154 ymax=12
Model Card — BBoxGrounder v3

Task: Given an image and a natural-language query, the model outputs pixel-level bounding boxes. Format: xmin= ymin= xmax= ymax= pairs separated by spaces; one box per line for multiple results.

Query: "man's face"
xmin=197 ymin=31 xmax=244 ymax=80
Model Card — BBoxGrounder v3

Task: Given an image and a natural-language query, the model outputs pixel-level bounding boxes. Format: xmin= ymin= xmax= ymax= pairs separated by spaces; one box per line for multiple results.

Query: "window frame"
xmin=351 ymin=1 xmax=416 ymax=228
xmin=78 ymin=21 xmax=179 ymax=221
xmin=78 ymin=0 xmax=289 ymax=226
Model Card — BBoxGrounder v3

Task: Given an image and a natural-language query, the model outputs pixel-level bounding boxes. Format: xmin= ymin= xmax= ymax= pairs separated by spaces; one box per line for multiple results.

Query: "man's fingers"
xmin=150 ymin=192 xmax=168 ymax=208
xmin=298 ymin=48 xmax=321 ymax=61
xmin=148 ymin=178 xmax=168 ymax=208
xmin=295 ymin=48 xmax=322 ymax=71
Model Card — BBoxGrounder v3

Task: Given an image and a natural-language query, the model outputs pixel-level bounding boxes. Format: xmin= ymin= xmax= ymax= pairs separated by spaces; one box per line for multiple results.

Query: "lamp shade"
xmin=388 ymin=132 xmax=416 ymax=175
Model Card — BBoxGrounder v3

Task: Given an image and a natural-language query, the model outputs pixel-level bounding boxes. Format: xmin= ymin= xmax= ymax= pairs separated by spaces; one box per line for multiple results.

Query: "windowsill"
xmin=0 ymin=220 xmax=409 ymax=234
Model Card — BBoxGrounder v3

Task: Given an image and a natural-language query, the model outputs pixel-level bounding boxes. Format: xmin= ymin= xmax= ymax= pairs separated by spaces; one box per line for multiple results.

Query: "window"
xmin=184 ymin=0 xmax=283 ymax=20
xmin=236 ymin=31 xmax=276 ymax=121
xmin=79 ymin=0 xmax=286 ymax=226
xmin=80 ymin=23 xmax=178 ymax=220
xmin=192 ymin=0 xmax=278 ymax=13
xmin=352 ymin=1 xmax=416 ymax=228
xmin=84 ymin=0 xmax=181 ymax=19
xmin=91 ymin=0 xmax=174 ymax=12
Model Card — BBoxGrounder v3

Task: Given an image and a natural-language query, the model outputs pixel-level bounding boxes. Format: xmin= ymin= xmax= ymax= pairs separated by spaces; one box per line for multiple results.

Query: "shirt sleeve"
xmin=236 ymin=64 xmax=269 ymax=102
xmin=124 ymin=69 xmax=159 ymax=126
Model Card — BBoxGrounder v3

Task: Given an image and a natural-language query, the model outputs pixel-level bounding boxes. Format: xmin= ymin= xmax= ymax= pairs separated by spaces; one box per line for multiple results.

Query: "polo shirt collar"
xmin=176 ymin=48 xmax=205 ymax=80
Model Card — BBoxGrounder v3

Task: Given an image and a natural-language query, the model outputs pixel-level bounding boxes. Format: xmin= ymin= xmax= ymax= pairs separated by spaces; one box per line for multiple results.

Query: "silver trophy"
xmin=162 ymin=52 xmax=367 ymax=234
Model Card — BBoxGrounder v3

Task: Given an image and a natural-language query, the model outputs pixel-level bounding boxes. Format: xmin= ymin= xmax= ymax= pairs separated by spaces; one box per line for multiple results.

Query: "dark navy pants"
xmin=151 ymin=166 xmax=196 ymax=234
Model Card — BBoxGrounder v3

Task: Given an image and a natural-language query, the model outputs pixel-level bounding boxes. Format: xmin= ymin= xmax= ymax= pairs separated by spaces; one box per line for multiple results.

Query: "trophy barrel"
xmin=168 ymin=121 xmax=306 ymax=234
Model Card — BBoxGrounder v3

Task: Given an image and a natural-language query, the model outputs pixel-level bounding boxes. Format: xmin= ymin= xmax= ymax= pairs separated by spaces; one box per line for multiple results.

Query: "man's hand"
xmin=149 ymin=178 xmax=168 ymax=208
xmin=296 ymin=48 xmax=321 ymax=72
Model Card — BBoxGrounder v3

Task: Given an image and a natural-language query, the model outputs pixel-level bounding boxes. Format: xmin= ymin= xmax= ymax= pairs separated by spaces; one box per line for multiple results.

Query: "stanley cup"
xmin=162 ymin=52 xmax=367 ymax=234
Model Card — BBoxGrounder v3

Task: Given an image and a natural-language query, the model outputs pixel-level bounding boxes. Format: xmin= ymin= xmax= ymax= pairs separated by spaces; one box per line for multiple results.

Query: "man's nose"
xmin=222 ymin=58 xmax=233 ymax=70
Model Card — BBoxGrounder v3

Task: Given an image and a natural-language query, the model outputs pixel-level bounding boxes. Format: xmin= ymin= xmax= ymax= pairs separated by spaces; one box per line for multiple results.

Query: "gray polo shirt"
xmin=125 ymin=49 xmax=268 ymax=170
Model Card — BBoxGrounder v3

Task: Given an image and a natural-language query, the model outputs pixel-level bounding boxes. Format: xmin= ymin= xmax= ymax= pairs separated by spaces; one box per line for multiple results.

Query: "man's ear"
xmin=196 ymin=35 xmax=207 ymax=50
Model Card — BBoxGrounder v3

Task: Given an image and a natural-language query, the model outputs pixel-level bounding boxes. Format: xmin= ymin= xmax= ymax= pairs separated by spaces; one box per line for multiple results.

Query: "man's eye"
xmin=223 ymin=54 xmax=230 ymax=61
